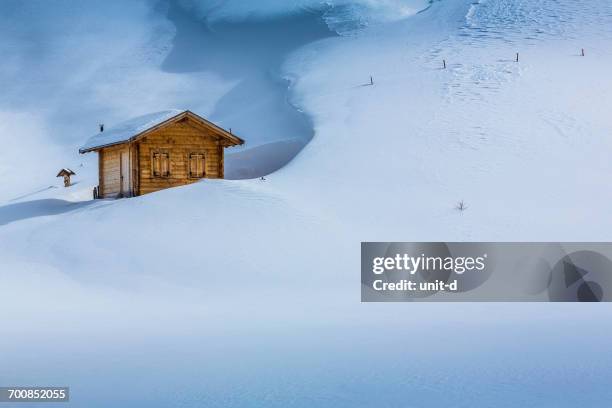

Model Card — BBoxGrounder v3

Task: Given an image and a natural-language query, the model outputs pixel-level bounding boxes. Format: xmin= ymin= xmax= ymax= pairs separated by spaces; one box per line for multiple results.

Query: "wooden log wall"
xmin=136 ymin=119 xmax=223 ymax=196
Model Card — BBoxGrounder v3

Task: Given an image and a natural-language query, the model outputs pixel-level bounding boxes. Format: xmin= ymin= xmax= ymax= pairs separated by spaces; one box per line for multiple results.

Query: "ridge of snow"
xmin=180 ymin=0 xmax=431 ymax=29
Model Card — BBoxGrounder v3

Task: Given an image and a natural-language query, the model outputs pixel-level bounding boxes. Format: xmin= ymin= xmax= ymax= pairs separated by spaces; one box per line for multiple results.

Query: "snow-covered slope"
xmin=2 ymin=0 xmax=612 ymax=406
xmin=279 ymin=0 xmax=612 ymax=240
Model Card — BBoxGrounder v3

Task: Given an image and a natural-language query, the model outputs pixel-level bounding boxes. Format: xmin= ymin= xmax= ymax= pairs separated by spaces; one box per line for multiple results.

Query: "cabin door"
xmin=120 ymin=151 xmax=130 ymax=197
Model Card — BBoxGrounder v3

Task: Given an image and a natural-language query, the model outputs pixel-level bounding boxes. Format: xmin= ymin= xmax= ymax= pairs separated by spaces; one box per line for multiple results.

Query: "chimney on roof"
xmin=99 ymin=123 xmax=104 ymax=133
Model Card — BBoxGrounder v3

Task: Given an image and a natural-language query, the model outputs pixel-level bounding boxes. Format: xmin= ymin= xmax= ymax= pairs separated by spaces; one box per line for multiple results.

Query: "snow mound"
xmin=180 ymin=0 xmax=431 ymax=31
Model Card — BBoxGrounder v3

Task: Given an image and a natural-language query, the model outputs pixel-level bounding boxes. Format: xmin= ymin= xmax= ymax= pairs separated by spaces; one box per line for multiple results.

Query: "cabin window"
xmin=189 ymin=153 xmax=205 ymax=179
xmin=152 ymin=151 xmax=170 ymax=178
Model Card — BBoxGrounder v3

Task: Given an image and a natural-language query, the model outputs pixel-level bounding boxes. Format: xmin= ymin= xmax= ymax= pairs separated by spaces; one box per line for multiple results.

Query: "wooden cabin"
xmin=79 ymin=110 xmax=244 ymax=198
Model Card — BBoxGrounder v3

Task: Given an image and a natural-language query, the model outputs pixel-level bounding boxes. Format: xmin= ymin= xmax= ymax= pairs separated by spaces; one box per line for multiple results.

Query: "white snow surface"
xmin=2 ymin=0 xmax=612 ymax=406
xmin=79 ymin=109 xmax=185 ymax=152
xmin=180 ymin=0 xmax=431 ymax=26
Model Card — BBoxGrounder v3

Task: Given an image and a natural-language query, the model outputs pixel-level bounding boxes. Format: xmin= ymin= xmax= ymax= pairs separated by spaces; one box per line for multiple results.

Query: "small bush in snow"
xmin=455 ymin=200 xmax=468 ymax=212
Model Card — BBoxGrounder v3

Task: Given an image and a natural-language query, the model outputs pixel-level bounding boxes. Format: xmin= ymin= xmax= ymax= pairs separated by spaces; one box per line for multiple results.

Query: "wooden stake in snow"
xmin=443 ymin=59 xmax=447 ymax=69
xmin=515 ymin=52 xmax=519 ymax=62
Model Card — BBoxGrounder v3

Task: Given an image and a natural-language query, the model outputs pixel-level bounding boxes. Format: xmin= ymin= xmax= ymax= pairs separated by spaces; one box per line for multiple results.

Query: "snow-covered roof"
xmin=80 ymin=110 xmax=184 ymax=153
xmin=56 ymin=168 xmax=75 ymax=177
xmin=79 ymin=109 xmax=244 ymax=153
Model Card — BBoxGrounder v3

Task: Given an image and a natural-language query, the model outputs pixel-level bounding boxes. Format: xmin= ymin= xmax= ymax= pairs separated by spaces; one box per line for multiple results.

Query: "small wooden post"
xmin=57 ymin=169 xmax=75 ymax=188
xmin=443 ymin=59 xmax=447 ymax=69
xmin=516 ymin=52 xmax=519 ymax=62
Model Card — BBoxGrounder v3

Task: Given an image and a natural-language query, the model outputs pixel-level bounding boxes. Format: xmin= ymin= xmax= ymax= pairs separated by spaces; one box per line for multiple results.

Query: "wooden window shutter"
xmin=189 ymin=154 xmax=197 ymax=178
xmin=153 ymin=152 xmax=169 ymax=178
xmin=161 ymin=153 xmax=169 ymax=177
xmin=153 ymin=153 xmax=161 ymax=177
xmin=189 ymin=153 xmax=205 ymax=178
xmin=197 ymin=154 xmax=205 ymax=178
